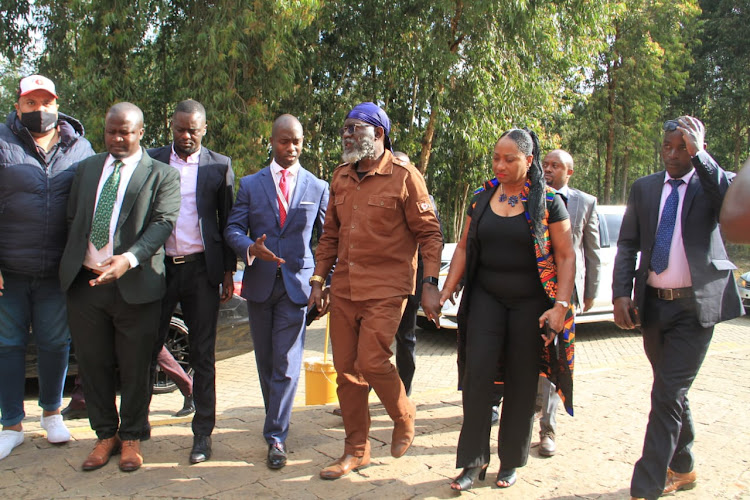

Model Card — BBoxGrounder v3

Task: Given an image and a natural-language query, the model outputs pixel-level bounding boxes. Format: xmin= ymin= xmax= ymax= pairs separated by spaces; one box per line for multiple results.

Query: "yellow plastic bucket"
xmin=304 ymin=358 xmax=338 ymax=405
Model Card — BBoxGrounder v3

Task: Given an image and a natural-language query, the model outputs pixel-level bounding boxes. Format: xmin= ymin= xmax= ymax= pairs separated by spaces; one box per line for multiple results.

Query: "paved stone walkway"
xmin=2 ymin=316 xmax=749 ymax=499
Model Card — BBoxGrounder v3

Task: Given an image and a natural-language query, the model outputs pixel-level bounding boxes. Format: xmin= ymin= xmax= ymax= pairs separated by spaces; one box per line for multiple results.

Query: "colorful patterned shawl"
xmin=467 ymin=178 xmax=575 ymax=416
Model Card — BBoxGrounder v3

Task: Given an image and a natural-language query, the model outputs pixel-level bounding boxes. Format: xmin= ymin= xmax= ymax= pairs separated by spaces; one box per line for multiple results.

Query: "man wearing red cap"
xmin=309 ymin=102 xmax=443 ymax=479
xmin=0 ymin=75 xmax=94 ymax=460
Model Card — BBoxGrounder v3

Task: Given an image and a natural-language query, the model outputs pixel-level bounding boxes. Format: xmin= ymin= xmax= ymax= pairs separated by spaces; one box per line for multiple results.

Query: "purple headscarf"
xmin=345 ymin=102 xmax=393 ymax=151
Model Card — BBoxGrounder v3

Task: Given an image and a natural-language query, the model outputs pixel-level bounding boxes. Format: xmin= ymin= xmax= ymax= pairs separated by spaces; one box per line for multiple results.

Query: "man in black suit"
xmin=60 ymin=102 xmax=181 ymax=472
xmin=148 ymin=99 xmax=235 ymax=463
xmin=612 ymin=116 xmax=743 ymax=500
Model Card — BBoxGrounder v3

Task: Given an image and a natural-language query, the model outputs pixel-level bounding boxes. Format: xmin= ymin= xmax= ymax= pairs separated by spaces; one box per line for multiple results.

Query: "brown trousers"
xmin=329 ymin=294 xmax=410 ymax=457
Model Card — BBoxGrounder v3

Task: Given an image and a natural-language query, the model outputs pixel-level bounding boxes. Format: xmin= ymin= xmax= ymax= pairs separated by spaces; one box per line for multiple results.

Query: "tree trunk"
xmin=417 ymin=1 xmax=464 ymax=177
xmin=604 ymin=65 xmax=616 ymax=204
xmin=603 ymin=27 xmax=620 ymax=205
xmin=733 ymin=117 xmax=742 ymax=171
xmin=418 ymin=100 xmax=439 ymax=175
xmin=621 ymin=147 xmax=629 ymax=203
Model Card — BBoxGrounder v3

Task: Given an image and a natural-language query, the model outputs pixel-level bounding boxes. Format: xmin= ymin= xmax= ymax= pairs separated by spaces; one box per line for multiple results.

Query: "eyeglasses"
xmin=663 ymin=120 xmax=679 ymax=132
xmin=339 ymin=123 xmax=373 ymax=136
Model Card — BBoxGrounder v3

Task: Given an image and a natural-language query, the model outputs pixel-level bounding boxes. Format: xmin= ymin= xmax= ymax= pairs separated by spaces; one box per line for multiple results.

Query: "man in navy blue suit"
xmin=225 ymin=114 xmax=329 ymax=470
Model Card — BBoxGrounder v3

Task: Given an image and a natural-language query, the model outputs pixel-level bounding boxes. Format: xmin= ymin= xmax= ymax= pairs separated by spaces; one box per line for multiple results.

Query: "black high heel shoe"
xmin=496 ymin=467 xmax=517 ymax=488
xmin=450 ymin=465 xmax=488 ymax=491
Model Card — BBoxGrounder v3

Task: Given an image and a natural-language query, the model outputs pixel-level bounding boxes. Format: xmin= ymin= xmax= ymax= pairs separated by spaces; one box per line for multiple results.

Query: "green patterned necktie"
xmin=90 ymin=160 xmax=123 ymax=250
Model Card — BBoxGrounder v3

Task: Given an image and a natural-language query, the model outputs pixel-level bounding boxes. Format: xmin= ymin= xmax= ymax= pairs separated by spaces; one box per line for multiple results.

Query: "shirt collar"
xmin=663 ymin=168 xmax=695 ymax=185
xmin=106 ymin=147 xmax=143 ymax=169
xmin=270 ymin=159 xmax=300 ymax=177
xmin=557 ymin=185 xmax=571 ymax=198
xmin=170 ymin=145 xmax=201 ymax=165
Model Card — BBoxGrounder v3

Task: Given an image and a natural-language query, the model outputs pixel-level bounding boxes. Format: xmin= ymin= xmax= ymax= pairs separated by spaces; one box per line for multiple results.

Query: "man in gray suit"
xmin=60 ymin=102 xmax=181 ymax=472
xmin=613 ymin=116 xmax=742 ymax=500
xmin=540 ymin=149 xmax=601 ymax=456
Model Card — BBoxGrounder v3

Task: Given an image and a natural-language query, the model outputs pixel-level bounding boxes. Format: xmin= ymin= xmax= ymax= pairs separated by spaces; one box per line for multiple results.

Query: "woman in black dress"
xmin=442 ymin=129 xmax=575 ymax=491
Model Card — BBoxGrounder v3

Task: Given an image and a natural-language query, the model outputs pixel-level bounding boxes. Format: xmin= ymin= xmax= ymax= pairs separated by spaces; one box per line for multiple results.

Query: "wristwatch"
xmin=555 ymin=300 xmax=569 ymax=308
xmin=422 ymin=276 xmax=439 ymax=287
xmin=309 ymin=275 xmax=326 ymax=286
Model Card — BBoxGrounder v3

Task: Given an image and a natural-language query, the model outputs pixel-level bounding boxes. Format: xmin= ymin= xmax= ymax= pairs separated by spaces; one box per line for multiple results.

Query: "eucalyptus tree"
xmin=564 ymin=0 xmax=700 ymax=204
xmin=293 ymin=0 xmax=610 ymax=241
xmin=676 ymin=0 xmax=750 ymax=170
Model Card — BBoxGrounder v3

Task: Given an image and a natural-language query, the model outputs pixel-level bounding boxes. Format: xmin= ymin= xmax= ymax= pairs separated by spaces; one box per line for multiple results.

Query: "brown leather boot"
xmin=319 ymin=454 xmax=371 ymax=480
xmin=119 ymin=440 xmax=143 ymax=472
xmin=82 ymin=436 xmax=121 ymax=471
xmin=391 ymin=399 xmax=416 ymax=458
xmin=663 ymin=468 xmax=697 ymax=494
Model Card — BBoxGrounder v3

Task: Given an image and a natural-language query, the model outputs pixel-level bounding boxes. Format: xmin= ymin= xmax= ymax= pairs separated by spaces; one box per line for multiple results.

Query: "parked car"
xmin=575 ymin=204 xmax=626 ymax=324
xmin=738 ymin=271 xmax=750 ymax=315
xmin=154 ymin=269 xmax=253 ymax=393
xmin=26 ymin=270 xmax=253 ymax=394
xmin=417 ymin=205 xmax=628 ymax=329
xmin=416 ymin=243 xmax=461 ymax=330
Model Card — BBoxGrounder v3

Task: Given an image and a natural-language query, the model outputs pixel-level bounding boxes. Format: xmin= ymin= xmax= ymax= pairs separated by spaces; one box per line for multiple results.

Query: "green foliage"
xmin=674 ymin=0 xmax=750 ymax=171
xmin=5 ymin=0 xmax=743 ymax=239
xmin=560 ymin=0 xmax=701 ymax=204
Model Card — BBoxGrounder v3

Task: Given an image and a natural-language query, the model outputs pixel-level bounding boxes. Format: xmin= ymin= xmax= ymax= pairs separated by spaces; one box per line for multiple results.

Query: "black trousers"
xmin=395 ymin=292 xmax=418 ymax=396
xmin=152 ymin=258 xmax=220 ymax=436
xmin=456 ymin=285 xmax=548 ymax=470
xmin=67 ymin=270 xmax=160 ymax=441
xmin=630 ymin=290 xmax=713 ymax=499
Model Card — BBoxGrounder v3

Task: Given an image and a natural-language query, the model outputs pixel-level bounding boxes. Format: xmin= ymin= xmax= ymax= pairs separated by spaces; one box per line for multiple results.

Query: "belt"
xmin=646 ymin=286 xmax=694 ymax=300
xmin=82 ymin=265 xmax=103 ymax=276
xmin=166 ymin=252 xmax=204 ymax=265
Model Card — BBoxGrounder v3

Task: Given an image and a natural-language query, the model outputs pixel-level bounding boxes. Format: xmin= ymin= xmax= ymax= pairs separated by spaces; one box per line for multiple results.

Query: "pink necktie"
xmin=278 ymin=170 xmax=289 ymax=227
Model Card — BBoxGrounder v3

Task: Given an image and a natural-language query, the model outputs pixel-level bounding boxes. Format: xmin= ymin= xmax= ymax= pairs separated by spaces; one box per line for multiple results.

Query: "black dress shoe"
xmin=267 ymin=442 xmax=287 ymax=469
xmin=174 ymin=395 xmax=195 ymax=417
xmin=61 ymin=404 xmax=88 ymax=420
xmin=189 ymin=435 xmax=212 ymax=464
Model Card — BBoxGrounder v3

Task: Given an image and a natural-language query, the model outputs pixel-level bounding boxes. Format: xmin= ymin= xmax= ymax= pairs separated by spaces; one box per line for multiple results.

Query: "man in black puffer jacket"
xmin=0 ymin=75 xmax=94 ymax=460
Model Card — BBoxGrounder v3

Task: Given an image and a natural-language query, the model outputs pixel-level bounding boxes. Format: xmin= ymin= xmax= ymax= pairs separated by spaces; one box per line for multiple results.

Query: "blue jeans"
xmin=0 ymin=271 xmax=70 ymax=426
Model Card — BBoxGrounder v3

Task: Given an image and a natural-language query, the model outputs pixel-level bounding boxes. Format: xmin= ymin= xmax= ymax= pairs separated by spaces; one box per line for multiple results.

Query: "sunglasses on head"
xmin=663 ymin=120 xmax=679 ymax=132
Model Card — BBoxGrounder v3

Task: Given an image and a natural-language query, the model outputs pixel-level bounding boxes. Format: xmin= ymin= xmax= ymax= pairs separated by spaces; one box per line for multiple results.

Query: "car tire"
xmin=153 ymin=316 xmax=194 ymax=395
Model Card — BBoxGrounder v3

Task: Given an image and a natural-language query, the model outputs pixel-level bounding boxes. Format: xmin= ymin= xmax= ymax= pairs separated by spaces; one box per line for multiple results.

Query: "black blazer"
xmin=147 ymin=145 xmax=236 ymax=286
xmin=60 ymin=149 xmax=181 ymax=304
xmin=612 ymin=151 xmax=743 ymax=327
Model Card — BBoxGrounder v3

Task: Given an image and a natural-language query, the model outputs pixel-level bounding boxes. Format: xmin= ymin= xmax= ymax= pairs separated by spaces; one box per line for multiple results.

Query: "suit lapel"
xmin=283 ymin=169 xmax=309 ymax=233
xmin=680 ymin=173 xmax=700 ymax=228
xmin=82 ymin=155 xmax=108 ymax=231
xmin=567 ymin=189 xmax=581 ymax=229
xmin=196 ymin=149 xmax=209 ymax=212
xmin=259 ymin=167 xmax=281 ymax=227
xmin=646 ymin=173 xmax=665 ymax=242
xmin=117 ymin=150 xmax=151 ymax=231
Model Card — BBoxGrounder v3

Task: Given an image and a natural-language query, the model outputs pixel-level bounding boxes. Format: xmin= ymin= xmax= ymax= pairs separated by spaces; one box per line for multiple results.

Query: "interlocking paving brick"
xmin=2 ymin=316 xmax=749 ymax=498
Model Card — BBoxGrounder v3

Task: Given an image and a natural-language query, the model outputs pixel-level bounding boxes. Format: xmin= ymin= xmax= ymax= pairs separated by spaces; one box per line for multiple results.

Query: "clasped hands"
xmin=89 ymin=255 xmax=131 ymax=287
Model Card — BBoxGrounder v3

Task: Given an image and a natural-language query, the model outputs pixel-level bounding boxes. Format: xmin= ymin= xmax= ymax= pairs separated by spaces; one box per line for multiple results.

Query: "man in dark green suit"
xmin=60 ymin=102 xmax=181 ymax=472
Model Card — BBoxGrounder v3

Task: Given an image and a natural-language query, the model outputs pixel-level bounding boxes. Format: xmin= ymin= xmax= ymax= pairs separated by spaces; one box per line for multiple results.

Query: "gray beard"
xmin=341 ymin=136 xmax=376 ymax=163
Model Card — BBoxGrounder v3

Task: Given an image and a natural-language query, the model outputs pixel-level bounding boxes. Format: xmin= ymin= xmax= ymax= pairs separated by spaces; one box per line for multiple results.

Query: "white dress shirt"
xmin=83 ymin=150 xmax=143 ymax=271
xmin=165 ymin=146 xmax=204 ymax=256
xmin=647 ymin=169 xmax=695 ymax=289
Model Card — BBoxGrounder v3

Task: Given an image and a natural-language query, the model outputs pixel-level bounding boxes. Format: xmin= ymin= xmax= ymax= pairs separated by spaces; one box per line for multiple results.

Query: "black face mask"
xmin=20 ymin=110 xmax=58 ymax=133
